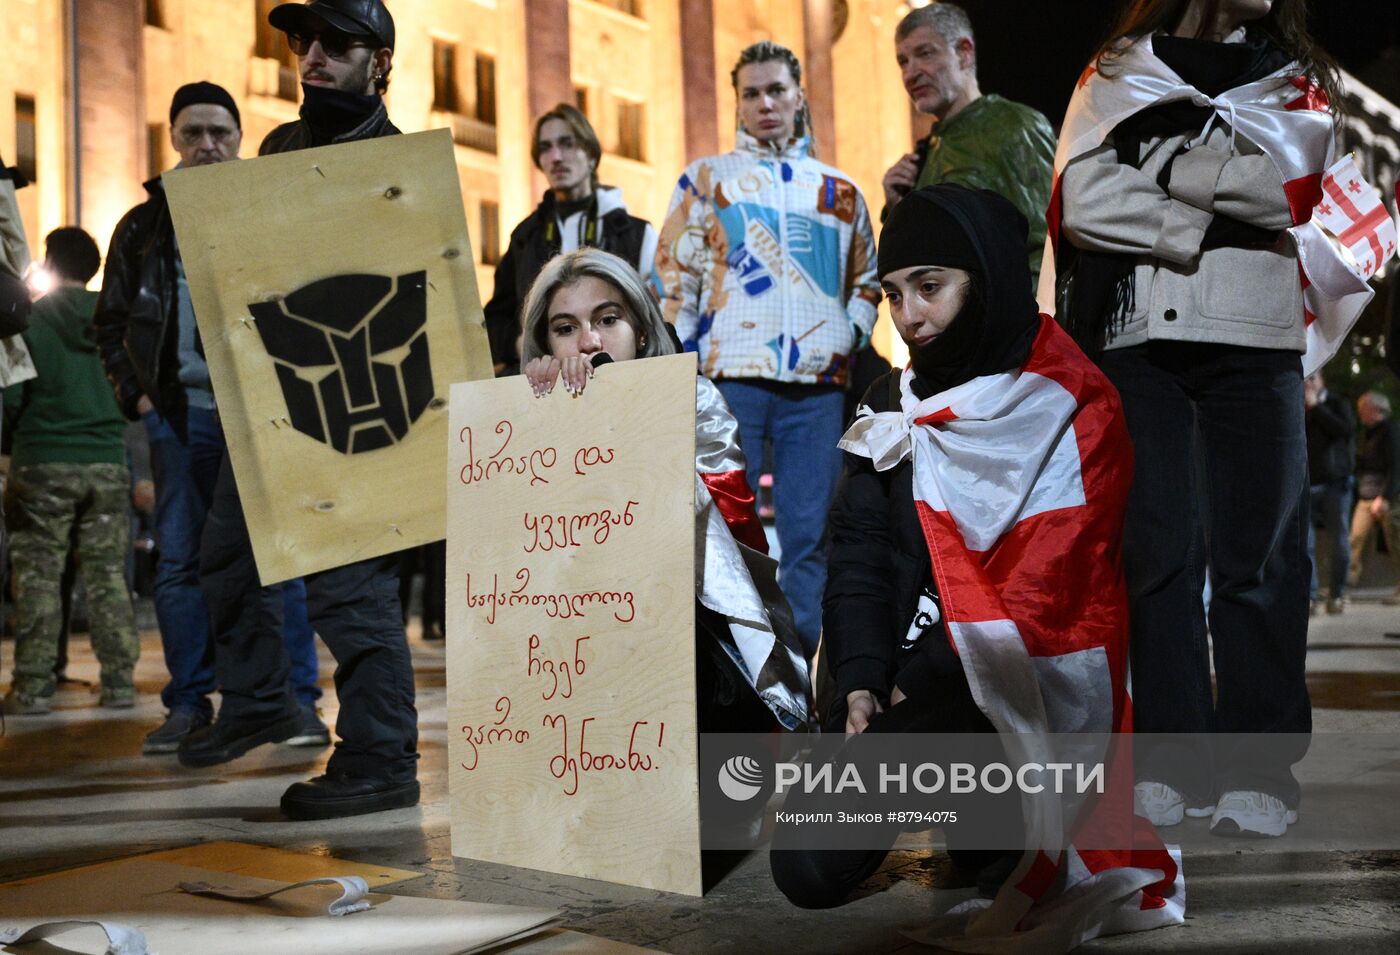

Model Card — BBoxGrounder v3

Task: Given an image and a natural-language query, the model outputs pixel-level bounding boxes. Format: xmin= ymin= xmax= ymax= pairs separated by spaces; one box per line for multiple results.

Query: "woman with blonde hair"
xmin=522 ymin=248 xmax=812 ymax=732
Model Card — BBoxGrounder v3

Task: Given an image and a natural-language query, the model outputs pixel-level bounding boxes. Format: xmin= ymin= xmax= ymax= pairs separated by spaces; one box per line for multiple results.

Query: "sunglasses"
xmin=286 ymin=28 xmax=375 ymax=59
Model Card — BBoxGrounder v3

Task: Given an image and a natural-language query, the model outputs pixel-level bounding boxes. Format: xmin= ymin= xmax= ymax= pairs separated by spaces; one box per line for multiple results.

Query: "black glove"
xmin=1 ymin=148 xmax=30 ymax=188
xmin=0 ymin=271 xmax=31 ymax=337
xmin=1201 ymin=212 xmax=1281 ymax=250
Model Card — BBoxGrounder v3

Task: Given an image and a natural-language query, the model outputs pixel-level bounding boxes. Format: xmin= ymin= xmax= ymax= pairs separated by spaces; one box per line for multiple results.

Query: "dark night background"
xmin=954 ymin=0 xmax=1400 ymax=128
xmin=945 ymin=0 xmax=1400 ymax=395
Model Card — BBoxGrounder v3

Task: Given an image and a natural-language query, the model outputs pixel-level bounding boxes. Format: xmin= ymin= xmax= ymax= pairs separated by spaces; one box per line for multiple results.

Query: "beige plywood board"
xmin=446 ymin=354 xmax=701 ymax=896
xmin=0 ymin=859 xmax=559 ymax=955
xmin=482 ymin=929 xmax=662 ymax=954
xmin=164 ymin=129 xmax=493 ymax=584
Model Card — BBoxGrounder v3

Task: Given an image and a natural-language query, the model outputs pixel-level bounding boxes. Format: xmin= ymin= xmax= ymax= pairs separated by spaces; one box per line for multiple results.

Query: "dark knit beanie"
xmin=169 ymin=82 xmax=241 ymax=129
xmin=878 ymin=187 xmax=982 ymax=279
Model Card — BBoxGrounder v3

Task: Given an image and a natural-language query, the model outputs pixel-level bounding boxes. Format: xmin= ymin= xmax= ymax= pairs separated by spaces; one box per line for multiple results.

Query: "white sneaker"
xmin=1209 ymin=790 xmax=1297 ymax=837
xmin=1134 ymin=781 xmax=1184 ymax=827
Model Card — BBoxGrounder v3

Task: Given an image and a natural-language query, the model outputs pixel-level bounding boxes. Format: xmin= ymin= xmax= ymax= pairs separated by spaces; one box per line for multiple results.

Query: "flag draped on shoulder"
xmin=840 ymin=315 xmax=1183 ymax=952
xmin=694 ymin=376 xmax=813 ymax=730
xmin=1037 ymin=36 xmax=1387 ymax=375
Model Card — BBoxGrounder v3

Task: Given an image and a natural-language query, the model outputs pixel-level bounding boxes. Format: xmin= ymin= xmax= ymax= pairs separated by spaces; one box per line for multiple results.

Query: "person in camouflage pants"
xmin=3 ymin=227 xmax=138 ymax=714
xmin=8 ymin=463 xmax=139 ymax=704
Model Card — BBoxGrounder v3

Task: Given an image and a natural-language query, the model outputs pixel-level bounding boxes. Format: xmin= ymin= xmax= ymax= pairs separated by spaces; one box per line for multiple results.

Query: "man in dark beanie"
xmin=179 ymin=0 xmax=421 ymax=822
xmin=94 ymin=82 xmax=325 ymax=757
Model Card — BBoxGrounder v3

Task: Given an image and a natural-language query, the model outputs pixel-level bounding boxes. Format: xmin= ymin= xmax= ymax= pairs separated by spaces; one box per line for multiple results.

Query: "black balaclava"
xmin=878 ymin=184 xmax=1040 ymax=397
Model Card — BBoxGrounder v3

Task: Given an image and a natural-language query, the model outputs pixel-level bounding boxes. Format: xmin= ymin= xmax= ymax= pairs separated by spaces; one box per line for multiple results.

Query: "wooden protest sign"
xmin=164 ymin=129 xmax=492 ymax=583
xmin=446 ymin=354 xmax=701 ymax=896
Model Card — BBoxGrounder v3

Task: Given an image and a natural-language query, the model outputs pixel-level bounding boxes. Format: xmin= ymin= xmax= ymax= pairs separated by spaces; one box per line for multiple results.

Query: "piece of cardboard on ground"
xmin=0 ymin=840 xmax=422 ymax=890
xmin=164 ymin=128 xmax=492 ymax=585
xmin=0 ymin=859 xmax=559 ymax=955
xmin=446 ymin=354 xmax=701 ymax=896
xmin=480 ymin=930 xmax=661 ymax=954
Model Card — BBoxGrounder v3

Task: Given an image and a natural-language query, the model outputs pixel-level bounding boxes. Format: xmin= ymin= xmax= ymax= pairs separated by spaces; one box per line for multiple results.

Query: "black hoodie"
xmin=879 ymin=184 xmax=1040 ymax=399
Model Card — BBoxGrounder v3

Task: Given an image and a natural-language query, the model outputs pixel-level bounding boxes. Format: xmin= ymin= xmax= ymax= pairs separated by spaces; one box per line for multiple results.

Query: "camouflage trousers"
xmin=6 ymin=462 xmax=139 ymax=699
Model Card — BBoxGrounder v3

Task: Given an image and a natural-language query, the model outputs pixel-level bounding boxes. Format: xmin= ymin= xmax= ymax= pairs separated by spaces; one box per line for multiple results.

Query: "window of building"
xmin=433 ymin=40 xmax=460 ymax=114
xmin=147 ymin=123 xmax=165 ymax=180
xmin=145 ymin=0 xmax=167 ymax=28
xmin=254 ymin=0 xmax=298 ymax=100
xmin=475 ymin=55 xmax=497 ymax=126
xmin=597 ymin=0 xmax=642 ymax=16
xmin=574 ymin=86 xmax=589 ymax=118
xmin=615 ymin=99 xmax=645 ymax=162
xmin=14 ymin=95 xmax=36 ymax=184
xmin=254 ymin=0 xmax=282 ymax=59
xmin=480 ymin=200 xmax=501 ymax=267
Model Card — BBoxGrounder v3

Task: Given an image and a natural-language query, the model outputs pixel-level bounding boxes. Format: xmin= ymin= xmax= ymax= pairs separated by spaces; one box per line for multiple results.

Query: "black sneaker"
xmin=283 ymin=704 xmax=331 ymax=747
xmin=144 ymin=708 xmax=211 ymax=754
xmin=280 ymin=770 xmax=420 ymax=820
xmin=177 ymin=710 xmax=302 ymax=767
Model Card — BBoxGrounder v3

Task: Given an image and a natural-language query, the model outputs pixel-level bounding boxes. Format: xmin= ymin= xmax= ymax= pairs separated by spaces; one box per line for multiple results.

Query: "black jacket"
xmin=1305 ymin=390 xmax=1356 ymax=485
xmin=1357 ymin=418 xmax=1400 ymax=501
xmin=824 ymin=373 xmax=963 ymax=705
xmin=259 ymin=97 xmax=398 ymax=155
xmin=93 ymin=176 xmax=183 ymax=428
xmin=483 ymin=191 xmax=650 ymax=372
xmin=93 ymin=99 xmax=400 ymax=437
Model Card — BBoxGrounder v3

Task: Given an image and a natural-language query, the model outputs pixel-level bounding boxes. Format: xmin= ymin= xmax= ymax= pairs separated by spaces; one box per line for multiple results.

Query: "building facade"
xmin=2 ymin=0 xmax=923 ymax=358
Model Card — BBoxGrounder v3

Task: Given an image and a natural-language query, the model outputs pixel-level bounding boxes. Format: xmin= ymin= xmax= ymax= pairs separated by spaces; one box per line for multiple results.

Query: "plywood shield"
xmin=446 ymin=354 xmax=701 ymax=896
xmin=164 ymin=129 xmax=492 ymax=584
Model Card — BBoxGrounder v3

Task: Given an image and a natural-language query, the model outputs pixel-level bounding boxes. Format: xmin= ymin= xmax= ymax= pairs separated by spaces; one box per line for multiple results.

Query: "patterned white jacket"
xmin=652 ymin=130 xmax=880 ymax=387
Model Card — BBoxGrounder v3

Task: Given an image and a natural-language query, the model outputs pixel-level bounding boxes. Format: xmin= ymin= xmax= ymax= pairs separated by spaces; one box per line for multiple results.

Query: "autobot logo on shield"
xmin=249 ymin=271 xmax=434 ymax=455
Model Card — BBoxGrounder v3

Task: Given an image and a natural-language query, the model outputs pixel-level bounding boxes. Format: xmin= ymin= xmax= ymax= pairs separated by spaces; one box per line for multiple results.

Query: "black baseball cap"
xmin=268 ymin=0 xmax=395 ymax=52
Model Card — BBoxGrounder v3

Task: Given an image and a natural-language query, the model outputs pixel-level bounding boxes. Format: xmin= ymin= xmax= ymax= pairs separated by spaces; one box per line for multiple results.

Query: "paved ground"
xmin=3 ymin=594 xmax=1399 ymax=953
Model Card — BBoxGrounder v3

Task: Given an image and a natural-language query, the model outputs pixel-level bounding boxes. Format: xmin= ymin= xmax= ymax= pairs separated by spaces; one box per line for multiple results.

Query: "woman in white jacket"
xmin=1052 ymin=0 xmax=1342 ymax=838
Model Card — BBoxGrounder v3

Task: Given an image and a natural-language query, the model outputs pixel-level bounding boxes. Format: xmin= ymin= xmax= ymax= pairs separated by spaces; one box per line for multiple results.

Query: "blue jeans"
xmin=145 ymin=406 xmax=318 ymax=714
xmin=715 ymin=380 xmax=845 ymax=658
xmin=1101 ymin=343 xmax=1311 ymax=807
xmin=1307 ymin=477 xmax=1353 ymax=600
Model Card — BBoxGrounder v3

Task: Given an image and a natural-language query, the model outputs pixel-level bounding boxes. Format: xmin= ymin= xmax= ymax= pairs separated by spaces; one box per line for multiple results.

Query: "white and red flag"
xmin=1038 ymin=37 xmax=1385 ymax=376
xmin=1311 ymin=154 xmax=1396 ymax=280
xmin=840 ymin=317 xmax=1183 ymax=953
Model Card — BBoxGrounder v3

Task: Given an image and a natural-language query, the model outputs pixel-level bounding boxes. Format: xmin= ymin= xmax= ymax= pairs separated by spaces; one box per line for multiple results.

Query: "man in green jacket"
xmin=882 ymin=2 xmax=1055 ymax=285
xmin=2 ymin=227 xmax=139 ymax=714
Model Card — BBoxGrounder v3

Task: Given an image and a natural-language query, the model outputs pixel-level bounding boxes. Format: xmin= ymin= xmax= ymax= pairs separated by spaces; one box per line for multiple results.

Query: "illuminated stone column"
xmin=802 ymin=0 xmax=835 ymax=157
xmin=74 ymin=0 xmax=145 ymax=251
xmin=525 ymin=0 xmax=571 ymax=195
xmin=679 ymin=0 xmax=718 ymax=160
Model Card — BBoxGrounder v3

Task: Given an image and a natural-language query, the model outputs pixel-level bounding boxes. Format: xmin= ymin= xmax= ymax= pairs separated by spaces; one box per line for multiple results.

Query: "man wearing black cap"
xmin=181 ymin=0 xmax=421 ymax=821
xmin=261 ymin=0 xmax=397 ymax=153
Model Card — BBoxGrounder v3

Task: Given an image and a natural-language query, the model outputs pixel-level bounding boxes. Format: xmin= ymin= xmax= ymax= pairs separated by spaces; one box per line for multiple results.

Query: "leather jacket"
xmin=259 ymin=97 xmax=399 ymax=156
xmin=93 ymin=176 xmax=183 ymax=427
xmin=91 ymin=98 xmax=400 ymax=434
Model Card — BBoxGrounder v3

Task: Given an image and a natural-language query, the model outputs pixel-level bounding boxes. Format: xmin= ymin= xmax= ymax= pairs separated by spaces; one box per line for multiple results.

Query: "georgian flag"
xmin=694 ymin=378 xmax=812 ymax=729
xmin=1312 ymin=155 xmax=1396 ymax=280
xmin=841 ymin=317 xmax=1183 ymax=952
xmin=1038 ymin=37 xmax=1385 ymax=376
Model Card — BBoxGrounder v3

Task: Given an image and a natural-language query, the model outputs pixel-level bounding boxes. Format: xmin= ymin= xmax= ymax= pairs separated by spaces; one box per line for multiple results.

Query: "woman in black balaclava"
xmin=772 ymin=186 xmax=1177 ymax=946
